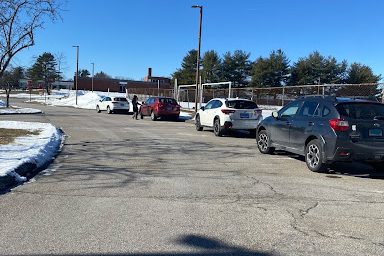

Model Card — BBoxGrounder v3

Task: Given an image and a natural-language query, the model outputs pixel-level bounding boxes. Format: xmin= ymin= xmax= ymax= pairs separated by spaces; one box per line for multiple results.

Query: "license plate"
xmin=240 ymin=113 xmax=249 ymax=118
xmin=369 ymin=128 xmax=382 ymax=137
xmin=120 ymin=103 xmax=124 ymax=107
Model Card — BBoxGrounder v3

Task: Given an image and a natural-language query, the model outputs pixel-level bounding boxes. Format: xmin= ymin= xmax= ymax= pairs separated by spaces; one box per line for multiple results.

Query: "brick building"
xmin=76 ymin=68 xmax=172 ymax=93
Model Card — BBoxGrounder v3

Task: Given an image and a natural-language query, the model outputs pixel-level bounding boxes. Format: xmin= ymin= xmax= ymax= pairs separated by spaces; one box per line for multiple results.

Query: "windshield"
xmin=225 ymin=100 xmax=258 ymax=109
xmin=159 ymin=98 xmax=177 ymax=104
xmin=336 ymin=103 xmax=384 ymax=120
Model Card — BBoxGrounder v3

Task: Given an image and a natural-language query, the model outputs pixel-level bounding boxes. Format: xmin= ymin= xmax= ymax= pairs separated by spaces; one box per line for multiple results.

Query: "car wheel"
xmin=96 ymin=105 xmax=101 ymax=113
xmin=195 ymin=115 xmax=203 ymax=131
xmin=107 ymin=106 xmax=112 ymax=114
xmin=140 ymin=110 xmax=144 ymax=119
xmin=305 ymin=139 xmax=327 ymax=172
xmin=257 ymin=130 xmax=274 ymax=154
xmin=213 ymin=118 xmax=223 ymax=136
xmin=150 ymin=111 xmax=157 ymax=121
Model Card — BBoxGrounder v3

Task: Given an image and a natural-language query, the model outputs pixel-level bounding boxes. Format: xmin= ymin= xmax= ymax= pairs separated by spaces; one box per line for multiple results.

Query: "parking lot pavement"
xmin=1 ymin=99 xmax=384 ymax=256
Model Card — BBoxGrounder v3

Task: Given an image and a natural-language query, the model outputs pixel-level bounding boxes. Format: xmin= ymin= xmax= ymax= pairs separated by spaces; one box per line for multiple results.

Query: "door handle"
xmin=285 ymin=121 xmax=291 ymax=126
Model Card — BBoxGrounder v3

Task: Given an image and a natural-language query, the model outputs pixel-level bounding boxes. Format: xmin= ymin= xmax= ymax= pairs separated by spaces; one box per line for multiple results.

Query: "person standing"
xmin=131 ymin=95 xmax=141 ymax=120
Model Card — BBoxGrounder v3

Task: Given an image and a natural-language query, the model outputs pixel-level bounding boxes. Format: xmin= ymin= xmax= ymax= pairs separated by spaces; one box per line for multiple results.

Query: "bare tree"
xmin=0 ymin=0 xmax=62 ymax=78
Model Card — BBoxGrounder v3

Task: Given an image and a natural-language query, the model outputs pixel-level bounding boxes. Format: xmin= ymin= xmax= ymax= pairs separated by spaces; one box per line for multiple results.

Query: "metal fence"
xmin=128 ymin=83 xmax=384 ymax=108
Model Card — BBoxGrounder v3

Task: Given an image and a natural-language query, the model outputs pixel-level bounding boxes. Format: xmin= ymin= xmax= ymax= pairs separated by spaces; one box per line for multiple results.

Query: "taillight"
xmin=255 ymin=109 xmax=262 ymax=115
xmin=329 ymin=118 xmax=349 ymax=132
xmin=221 ymin=109 xmax=236 ymax=114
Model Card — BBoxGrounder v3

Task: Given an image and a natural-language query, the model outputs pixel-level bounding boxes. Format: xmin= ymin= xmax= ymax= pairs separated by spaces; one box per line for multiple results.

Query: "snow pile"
xmin=0 ymin=121 xmax=63 ymax=181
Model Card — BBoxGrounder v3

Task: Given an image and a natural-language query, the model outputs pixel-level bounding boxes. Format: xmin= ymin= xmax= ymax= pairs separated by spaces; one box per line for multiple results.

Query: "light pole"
xmin=192 ymin=5 xmax=203 ymax=113
xmin=91 ymin=62 xmax=94 ymax=92
xmin=72 ymin=45 xmax=79 ymax=105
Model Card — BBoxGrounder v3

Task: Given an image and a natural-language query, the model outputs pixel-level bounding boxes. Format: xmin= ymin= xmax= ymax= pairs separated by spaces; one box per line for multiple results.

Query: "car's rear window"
xmin=336 ymin=103 xmax=384 ymax=120
xmin=225 ymin=100 xmax=258 ymax=109
xmin=159 ymin=98 xmax=177 ymax=104
xmin=114 ymin=97 xmax=127 ymax=102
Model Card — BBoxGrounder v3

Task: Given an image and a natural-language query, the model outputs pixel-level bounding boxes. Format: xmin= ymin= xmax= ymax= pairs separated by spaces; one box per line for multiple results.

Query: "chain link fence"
xmin=128 ymin=83 xmax=384 ymax=108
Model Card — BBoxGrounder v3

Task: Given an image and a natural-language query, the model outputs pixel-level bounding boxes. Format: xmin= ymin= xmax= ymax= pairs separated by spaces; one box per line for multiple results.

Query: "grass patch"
xmin=0 ymin=128 xmax=40 ymax=145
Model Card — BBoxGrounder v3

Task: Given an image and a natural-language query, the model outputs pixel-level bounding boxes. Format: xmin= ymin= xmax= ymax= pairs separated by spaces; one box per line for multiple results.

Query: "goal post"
xmin=176 ymin=80 xmax=232 ymax=109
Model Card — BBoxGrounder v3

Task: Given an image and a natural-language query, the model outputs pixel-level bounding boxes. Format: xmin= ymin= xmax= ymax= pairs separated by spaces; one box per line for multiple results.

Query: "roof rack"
xmin=299 ymin=95 xmax=337 ymax=100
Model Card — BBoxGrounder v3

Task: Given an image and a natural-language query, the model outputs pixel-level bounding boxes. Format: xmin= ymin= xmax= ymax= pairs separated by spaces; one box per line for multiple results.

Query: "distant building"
xmin=19 ymin=79 xmax=73 ymax=90
xmin=143 ymin=68 xmax=171 ymax=85
xmin=76 ymin=68 xmax=172 ymax=93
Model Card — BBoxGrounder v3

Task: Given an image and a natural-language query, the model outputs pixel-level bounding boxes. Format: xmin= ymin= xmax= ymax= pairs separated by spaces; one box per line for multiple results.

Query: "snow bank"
xmin=0 ymin=121 xmax=63 ymax=180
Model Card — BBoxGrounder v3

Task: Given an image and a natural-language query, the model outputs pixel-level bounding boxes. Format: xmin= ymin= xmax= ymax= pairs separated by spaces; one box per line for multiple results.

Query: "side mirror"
xmin=200 ymin=106 xmax=205 ymax=111
xmin=272 ymin=111 xmax=279 ymax=119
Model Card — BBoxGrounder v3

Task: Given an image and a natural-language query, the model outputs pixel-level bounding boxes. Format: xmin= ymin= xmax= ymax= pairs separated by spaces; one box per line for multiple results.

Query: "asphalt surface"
xmin=1 ymin=98 xmax=384 ymax=256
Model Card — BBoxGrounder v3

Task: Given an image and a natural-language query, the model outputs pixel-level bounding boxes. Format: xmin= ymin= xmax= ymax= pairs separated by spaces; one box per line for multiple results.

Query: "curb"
xmin=0 ymin=128 xmax=64 ymax=194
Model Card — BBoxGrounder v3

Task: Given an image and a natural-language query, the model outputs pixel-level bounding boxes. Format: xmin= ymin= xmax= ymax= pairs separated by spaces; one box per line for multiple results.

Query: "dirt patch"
xmin=0 ymin=128 xmax=40 ymax=145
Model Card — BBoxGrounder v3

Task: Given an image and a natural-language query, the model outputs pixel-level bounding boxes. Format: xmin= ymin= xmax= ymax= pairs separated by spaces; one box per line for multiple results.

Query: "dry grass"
xmin=0 ymin=128 xmax=40 ymax=145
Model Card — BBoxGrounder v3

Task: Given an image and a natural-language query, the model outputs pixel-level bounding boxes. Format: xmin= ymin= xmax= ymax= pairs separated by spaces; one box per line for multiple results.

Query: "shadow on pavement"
xmin=12 ymin=234 xmax=271 ymax=256
xmin=274 ymin=150 xmax=384 ymax=179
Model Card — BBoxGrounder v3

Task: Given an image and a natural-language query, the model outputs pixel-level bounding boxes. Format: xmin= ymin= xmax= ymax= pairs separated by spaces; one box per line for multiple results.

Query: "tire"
xmin=150 ymin=111 xmax=157 ymax=121
xmin=107 ymin=106 xmax=112 ymax=114
xmin=140 ymin=111 xmax=144 ymax=119
xmin=257 ymin=130 xmax=274 ymax=154
xmin=195 ymin=115 xmax=203 ymax=131
xmin=305 ymin=139 xmax=327 ymax=172
xmin=96 ymin=105 xmax=101 ymax=113
xmin=213 ymin=118 xmax=223 ymax=137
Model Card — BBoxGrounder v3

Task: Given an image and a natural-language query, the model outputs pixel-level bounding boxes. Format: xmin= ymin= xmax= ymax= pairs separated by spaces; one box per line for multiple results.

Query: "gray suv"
xmin=256 ymin=96 xmax=384 ymax=172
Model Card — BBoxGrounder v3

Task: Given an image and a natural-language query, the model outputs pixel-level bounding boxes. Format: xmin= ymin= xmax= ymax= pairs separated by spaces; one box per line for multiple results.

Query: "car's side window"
xmin=299 ymin=101 xmax=319 ymax=117
xmin=322 ymin=106 xmax=331 ymax=117
xmin=212 ymin=100 xmax=222 ymax=109
xmin=105 ymin=97 xmax=111 ymax=101
xmin=145 ymin=98 xmax=151 ymax=104
xmin=204 ymin=101 xmax=215 ymax=110
xmin=280 ymin=101 xmax=302 ymax=118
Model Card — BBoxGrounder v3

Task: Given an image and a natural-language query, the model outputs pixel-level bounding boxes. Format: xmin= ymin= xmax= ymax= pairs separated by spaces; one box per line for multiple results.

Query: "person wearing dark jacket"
xmin=131 ymin=95 xmax=141 ymax=120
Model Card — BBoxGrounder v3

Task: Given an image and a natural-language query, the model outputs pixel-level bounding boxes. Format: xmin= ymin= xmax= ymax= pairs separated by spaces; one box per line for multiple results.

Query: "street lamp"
xmin=91 ymin=62 xmax=94 ymax=92
xmin=192 ymin=5 xmax=203 ymax=113
xmin=72 ymin=45 xmax=79 ymax=105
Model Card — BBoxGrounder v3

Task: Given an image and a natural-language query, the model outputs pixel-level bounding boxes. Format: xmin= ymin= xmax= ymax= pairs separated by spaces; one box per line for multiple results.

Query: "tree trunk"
xmin=5 ymin=88 xmax=11 ymax=108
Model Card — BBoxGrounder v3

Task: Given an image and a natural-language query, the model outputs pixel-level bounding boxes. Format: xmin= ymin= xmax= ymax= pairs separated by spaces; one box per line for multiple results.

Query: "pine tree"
xmin=172 ymin=49 xmax=198 ymax=84
xmin=220 ymin=50 xmax=251 ymax=87
xmin=251 ymin=49 xmax=290 ymax=87
xmin=202 ymin=50 xmax=221 ymax=83
xmin=27 ymin=52 xmax=59 ymax=94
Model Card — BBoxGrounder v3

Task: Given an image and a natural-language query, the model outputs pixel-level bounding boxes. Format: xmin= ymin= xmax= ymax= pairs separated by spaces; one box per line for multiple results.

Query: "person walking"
xmin=131 ymin=95 xmax=141 ymax=120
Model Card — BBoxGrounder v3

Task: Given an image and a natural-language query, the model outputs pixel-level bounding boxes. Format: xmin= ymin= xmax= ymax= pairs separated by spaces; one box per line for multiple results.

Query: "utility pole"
xmin=192 ymin=5 xmax=203 ymax=113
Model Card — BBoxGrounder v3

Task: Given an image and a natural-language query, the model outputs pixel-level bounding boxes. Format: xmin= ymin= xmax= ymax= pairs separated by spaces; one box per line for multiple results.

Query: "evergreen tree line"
xmin=1 ymin=52 xmax=112 ymax=91
xmin=172 ymin=49 xmax=382 ymax=87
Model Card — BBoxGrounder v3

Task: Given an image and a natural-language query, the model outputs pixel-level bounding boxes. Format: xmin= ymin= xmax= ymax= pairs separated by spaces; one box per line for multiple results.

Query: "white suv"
xmin=195 ymin=98 xmax=263 ymax=137
xmin=96 ymin=96 xmax=130 ymax=114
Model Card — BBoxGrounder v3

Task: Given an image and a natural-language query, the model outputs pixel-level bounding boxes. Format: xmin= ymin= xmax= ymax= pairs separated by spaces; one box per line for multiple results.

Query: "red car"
xmin=140 ymin=97 xmax=181 ymax=121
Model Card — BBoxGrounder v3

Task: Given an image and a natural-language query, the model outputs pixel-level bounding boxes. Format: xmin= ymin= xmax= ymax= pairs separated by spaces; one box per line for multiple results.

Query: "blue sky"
xmin=11 ymin=0 xmax=384 ymax=81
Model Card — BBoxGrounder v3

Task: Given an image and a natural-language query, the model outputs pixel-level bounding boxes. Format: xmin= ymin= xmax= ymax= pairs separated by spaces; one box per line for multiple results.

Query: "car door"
xmin=270 ymin=100 xmax=303 ymax=147
xmin=289 ymin=100 xmax=320 ymax=152
xmin=141 ymin=98 xmax=152 ymax=115
xmin=200 ymin=100 xmax=215 ymax=126
xmin=100 ymin=97 xmax=111 ymax=111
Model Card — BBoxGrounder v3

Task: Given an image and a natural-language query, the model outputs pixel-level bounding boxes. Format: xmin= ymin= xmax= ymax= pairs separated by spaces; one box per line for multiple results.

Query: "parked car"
xmin=256 ymin=95 xmax=384 ymax=172
xmin=96 ymin=96 xmax=130 ymax=114
xmin=140 ymin=97 xmax=181 ymax=121
xmin=195 ymin=98 xmax=263 ymax=137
